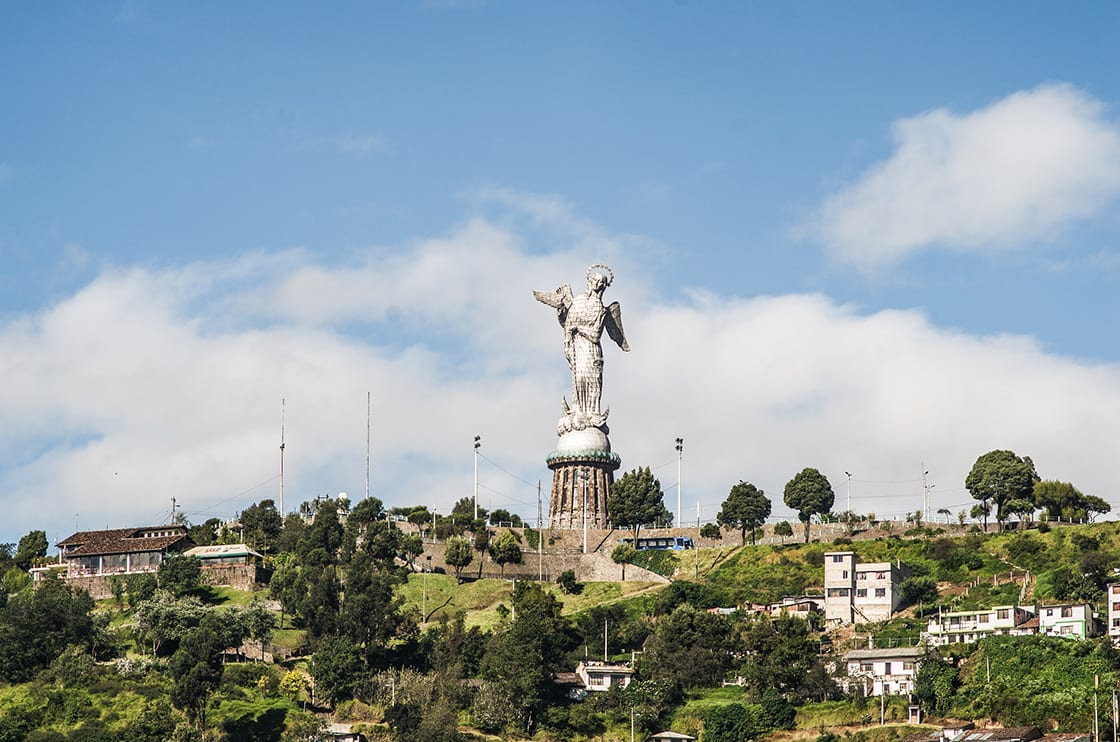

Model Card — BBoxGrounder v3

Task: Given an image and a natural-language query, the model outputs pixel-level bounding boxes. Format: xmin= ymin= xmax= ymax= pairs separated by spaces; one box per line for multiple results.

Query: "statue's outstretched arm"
xmin=533 ymin=285 xmax=573 ymax=310
xmin=604 ymin=301 xmax=630 ymax=351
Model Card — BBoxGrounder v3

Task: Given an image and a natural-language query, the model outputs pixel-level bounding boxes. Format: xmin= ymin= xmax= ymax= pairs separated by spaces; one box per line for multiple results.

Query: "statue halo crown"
xmin=586 ymin=263 xmax=614 ymax=287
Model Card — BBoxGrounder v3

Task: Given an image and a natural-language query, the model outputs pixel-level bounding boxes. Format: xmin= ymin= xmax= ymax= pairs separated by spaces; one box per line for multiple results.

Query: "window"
xmin=875 ymin=588 xmax=886 ymax=598
xmin=979 ymin=614 xmax=990 ymax=623
xmin=997 ymin=609 xmax=1009 ymax=620
xmin=1112 ymin=585 xmax=1120 ymax=595
xmin=1046 ymin=609 xmax=1054 ymax=617
xmin=857 ymin=572 xmax=867 ymax=580
xmin=876 ymin=571 xmax=886 ymax=580
xmin=1112 ymin=618 xmax=1120 ymax=627
xmin=842 ymin=570 xmax=849 ymax=579
xmin=831 ymin=555 xmax=844 ymax=563
xmin=856 ymin=589 xmax=867 ymax=598
xmin=828 ymin=588 xmax=849 ymax=597
xmin=860 ymin=662 xmax=873 ymax=672
xmin=884 ymin=662 xmax=892 ymax=674
xmin=1112 ymin=602 xmax=1120 ymax=611
xmin=1061 ymin=625 xmax=1075 ymax=635
xmin=903 ymin=662 xmax=915 ymax=671
xmin=1062 ymin=606 xmax=1073 ymax=618
xmin=589 ymin=674 xmax=605 ymax=686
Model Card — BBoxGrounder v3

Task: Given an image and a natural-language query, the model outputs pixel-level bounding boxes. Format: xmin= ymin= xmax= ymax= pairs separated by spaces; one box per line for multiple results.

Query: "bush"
xmin=700 ymin=523 xmax=722 ymax=540
xmin=556 ymin=570 xmax=580 ymax=594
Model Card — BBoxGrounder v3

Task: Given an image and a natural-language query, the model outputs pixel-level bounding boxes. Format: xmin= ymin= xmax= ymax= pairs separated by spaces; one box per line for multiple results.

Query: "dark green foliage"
xmin=700 ymin=522 xmax=722 ymax=539
xmin=965 ymin=450 xmax=1039 ymax=529
xmin=483 ymin=582 xmax=571 ymax=732
xmin=489 ymin=508 xmax=522 ymax=527
xmin=14 ymin=529 xmax=48 ymax=571
xmin=216 ymin=699 xmax=289 ymax=742
xmin=783 ymin=468 xmax=835 ymax=543
xmin=719 ymin=481 xmax=771 ymax=545
xmin=339 ymin=552 xmax=406 ymax=667
xmin=444 ymin=536 xmax=473 ymax=581
xmin=555 ymin=569 xmax=580 ymax=594
xmin=739 ymin=614 xmax=831 ymax=701
xmin=158 ymin=554 xmax=202 ymax=596
xmin=608 ymin=466 xmax=672 ymax=539
xmin=120 ymin=701 xmax=176 ymax=742
xmin=309 ymin=636 xmax=367 ymax=706
xmin=487 ymin=530 xmax=522 ymax=578
xmin=611 ymin=542 xmax=637 ymax=580
xmin=169 ymin=618 xmax=227 ymax=726
xmin=240 ymin=499 xmax=284 ymax=554
xmin=703 ymin=702 xmax=771 ymax=742
xmin=0 ymin=572 xmax=95 ymax=682
xmin=654 ymin=580 xmax=729 ymax=614
xmin=187 ymin=518 xmax=222 ymax=547
xmin=899 ymin=575 xmax=939 ymax=607
xmin=641 ymin=604 xmax=737 ymax=691
xmin=914 ymin=652 xmax=958 ymax=715
xmin=773 ymin=521 xmax=794 ymax=542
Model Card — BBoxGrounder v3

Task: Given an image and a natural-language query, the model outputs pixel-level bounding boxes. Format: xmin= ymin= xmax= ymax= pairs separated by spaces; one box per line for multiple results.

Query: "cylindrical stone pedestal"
xmin=546 ymin=449 xmax=620 ymax=529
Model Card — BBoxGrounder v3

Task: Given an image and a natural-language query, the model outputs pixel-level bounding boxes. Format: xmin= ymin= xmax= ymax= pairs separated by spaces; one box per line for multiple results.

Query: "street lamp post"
xmin=675 ymin=438 xmax=683 ymax=529
xmin=845 ymin=471 xmax=852 ymax=515
xmin=473 ymin=435 xmax=481 ymax=521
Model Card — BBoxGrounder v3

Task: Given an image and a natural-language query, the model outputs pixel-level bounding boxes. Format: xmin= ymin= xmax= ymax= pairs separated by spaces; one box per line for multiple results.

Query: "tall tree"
xmin=0 ymin=573 xmax=95 ymax=682
xmin=444 ymin=536 xmax=473 ymax=582
xmin=239 ymin=499 xmax=283 ymax=553
xmin=13 ymin=530 xmax=48 ymax=571
xmin=718 ymin=481 xmax=771 ymax=545
xmin=782 ymin=468 xmax=835 ymax=543
xmin=965 ymin=450 xmax=1039 ymax=530
xmin=608 ymin=466 xmax=672 ymax=540
xmin=483 ymin=582 xmax=571 ymax=732
xmin=488 ymin=530 xmax=523 ymax=579
xmin=641 ymin=603 xmax=738 ymax=692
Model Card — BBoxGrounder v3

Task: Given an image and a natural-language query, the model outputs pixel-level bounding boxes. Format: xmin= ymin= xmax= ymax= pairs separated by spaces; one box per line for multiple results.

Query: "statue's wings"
xmin=533 ymin=285 xmax=573 ymax=324
xmin=604 ymin=301 xmax=629 ymax=351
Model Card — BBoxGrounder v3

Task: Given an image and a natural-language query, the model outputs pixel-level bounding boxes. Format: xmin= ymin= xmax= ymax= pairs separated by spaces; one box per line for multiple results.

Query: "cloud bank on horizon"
xmin=2 ymin=189 xmax=1119 ymax=546
xmin=813 ymin=84 xmax=1120 ymax=268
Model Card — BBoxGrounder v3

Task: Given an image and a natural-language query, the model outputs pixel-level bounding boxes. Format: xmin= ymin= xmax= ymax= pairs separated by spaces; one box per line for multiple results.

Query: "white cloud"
xmin=812 ymin=83 xmax=1120 ymax=267
xmin=3 ymin=204 xmax=1120 ymax=545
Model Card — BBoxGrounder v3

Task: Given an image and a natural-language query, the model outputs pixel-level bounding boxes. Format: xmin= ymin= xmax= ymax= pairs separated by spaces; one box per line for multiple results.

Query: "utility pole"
xmin=537 ymin=480 xmax=543 ymax=581
xmin=473 ymin=435 xmax=481 ymax=521
xmin=280 ymin=398 xmax=286 ymax=517
xmin=675 ymin=437 xmax=683 ymax=529
xmin=365 ymin=392 xmax=371 ymax=502
xmin=845 ymin=471 xmax=852 ymax=515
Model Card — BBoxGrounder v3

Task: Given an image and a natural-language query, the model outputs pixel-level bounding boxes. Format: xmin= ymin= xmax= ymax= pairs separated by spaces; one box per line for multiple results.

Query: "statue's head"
xmin=585 ymin=264 xmax=613 ymax=294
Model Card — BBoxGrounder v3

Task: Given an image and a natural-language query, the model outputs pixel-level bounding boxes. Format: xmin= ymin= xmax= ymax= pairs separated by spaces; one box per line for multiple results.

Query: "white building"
xmin=844 ymin=646 xmax=924 ymax=696
xmin=824 ymin=552 xmax=908 ymax=625
xmin=1107 ymin=583 xmax=1120 ymax=643
xmin=574 ymin=660 xmax=634 ymax=692
xmin=1037 ymin=603 xmax=1099 ymax=639
xmin=923 ymin=605 xmax=1034 ymax=646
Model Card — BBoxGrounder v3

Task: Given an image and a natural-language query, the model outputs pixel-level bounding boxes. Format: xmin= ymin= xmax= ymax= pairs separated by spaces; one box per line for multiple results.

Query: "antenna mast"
xmin=366 ymin=392 xmax=371 ymax=501
xmin=280 ymin=398 xmax=286 ymax=517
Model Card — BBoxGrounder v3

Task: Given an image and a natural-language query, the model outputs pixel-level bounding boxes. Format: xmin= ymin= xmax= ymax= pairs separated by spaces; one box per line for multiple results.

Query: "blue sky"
xmin=2 ymin=2 xmax=1119 ymax=547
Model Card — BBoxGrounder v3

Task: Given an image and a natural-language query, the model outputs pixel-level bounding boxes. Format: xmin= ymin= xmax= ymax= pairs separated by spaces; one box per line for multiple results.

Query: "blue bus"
xmin=619 ymin=536 xmax=694 ymax=551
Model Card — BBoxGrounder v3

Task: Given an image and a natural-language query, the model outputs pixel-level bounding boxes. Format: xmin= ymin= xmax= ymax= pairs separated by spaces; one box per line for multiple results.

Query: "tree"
xmin=339 ymin=553 xmax=406 ymax=667
xmin=13 ymin=530 xmax=48 ymax=571
xmin=641 ymin=603 xmax=737 ymax=692
xmin=1034 ymin=480 xmax=1110 ymax=523
xmin=473 ymin=528 xmax=490 ymax=580
xmin=158 ymin=554 xmax=202 ymax=596
xmin=187 ymin=518 xmax=222 ymax=547
xmin=703 ymin=703 xmax=771 ymax=742
xmin=611 ymin=542 xmax=638 ymax=580
xmin=309 ymin=636 xmax=366 ymax=707
xmin=965 ymin=450 xmax=1039 ymax=530
xmin=444 ymin=536 xmax=473 ymax=582
xmin=782 ymin=468 xmax=835 ymax=543
xmin=169 ymin=614 xmax=228 ymax=727
xmin=488 ymin=530 xmax=522 ymax=579
xmin=489 ymin=508 xmax=522 ymax=527
xmin=483 ymin=582 xmax=571 ymax=732
xmin=243 ymin=601 xmax=276 ymax=661
xmin=718 ymin=481 xmax=771 ymax=545
xmin=0 ymin=573 xmax=95 ymax=682
xmin=608 ymin=466 xmax=672 ymax=540
xmin=699 ymin=523 xmax=722 ymax=540
xmin=773 ymin=521 xmax=793 ymax=544
xmin=240 ymin=499 xmax=283 ymax=553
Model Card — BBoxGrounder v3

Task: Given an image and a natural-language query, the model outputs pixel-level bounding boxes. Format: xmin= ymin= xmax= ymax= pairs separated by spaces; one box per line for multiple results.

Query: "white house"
xmin=1108 ymin=583 xmax=1120 ymax=643
xmin=923 ymin=606 xmax=1034 ymax=646
xmin=1036 ymin=603 xmax=1098 ymax=639
xmin=844 ymin=646 xmax=924 ymax=696
xmin=575 ymin=660 xmax=634 ymax=692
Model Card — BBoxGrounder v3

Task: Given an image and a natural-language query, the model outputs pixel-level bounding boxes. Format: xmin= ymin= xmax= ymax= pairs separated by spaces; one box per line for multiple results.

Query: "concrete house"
xmin=824 ymin=552 xmax=908 ymax=625
xmin=844 ymin=646 xmax=924 ymax=696
xmin=923 ymin=606 xmax=1034 ymax=646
